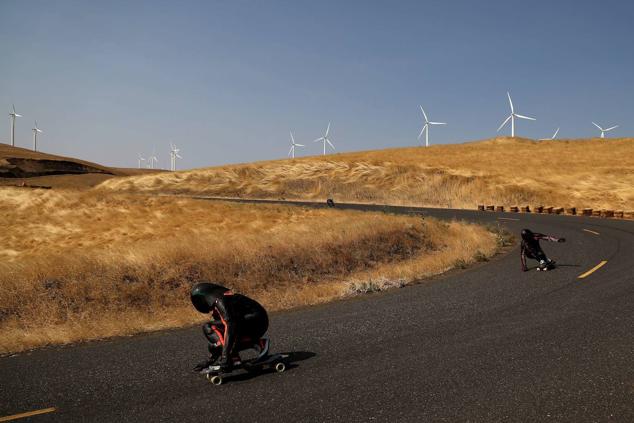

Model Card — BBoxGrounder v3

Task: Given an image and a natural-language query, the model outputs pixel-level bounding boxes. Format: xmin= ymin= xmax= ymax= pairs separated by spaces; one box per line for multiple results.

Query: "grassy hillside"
xmin=0 ymin=143 xmax=161 ymax=188
xmin=0 ymin=189 xmax=500 ymax=353
xmin=97 ymin=137 xmax=634 ymax=211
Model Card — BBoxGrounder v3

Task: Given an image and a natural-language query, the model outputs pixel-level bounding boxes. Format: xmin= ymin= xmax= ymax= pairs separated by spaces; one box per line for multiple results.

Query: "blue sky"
xmin=1 ymin=0 xmax=633 ymax=169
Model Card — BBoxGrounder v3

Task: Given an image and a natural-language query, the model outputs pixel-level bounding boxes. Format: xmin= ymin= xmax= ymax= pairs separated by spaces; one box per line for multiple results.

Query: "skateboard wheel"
xmin=274 ymin=362 xmax=286 ymax=373
xmin=209 ymin=375 xmax=223 ymax=385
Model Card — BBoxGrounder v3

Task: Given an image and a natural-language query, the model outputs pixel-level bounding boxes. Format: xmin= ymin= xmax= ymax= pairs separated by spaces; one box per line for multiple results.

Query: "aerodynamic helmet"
xmin=520 ymin=229 xmax=534 ymax=242
xmin=190 ymin=282 xmax=228 ymax=313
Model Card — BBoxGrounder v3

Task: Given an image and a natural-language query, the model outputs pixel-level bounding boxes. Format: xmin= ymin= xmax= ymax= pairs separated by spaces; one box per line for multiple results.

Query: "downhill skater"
xmin=520 ymin=228 xmax=565 ymax=271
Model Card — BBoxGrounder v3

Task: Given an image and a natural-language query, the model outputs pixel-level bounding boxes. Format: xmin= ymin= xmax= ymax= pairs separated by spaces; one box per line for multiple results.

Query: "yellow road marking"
xmin=497 ymin=217 xmax=520 ymax=221
xmin=0 ymin=408 xmax=56 ymax=422
xmin=583 ymin=229 xmax=600 ymax=235
xmin=578 ymin=261 xmax=608 ymax=279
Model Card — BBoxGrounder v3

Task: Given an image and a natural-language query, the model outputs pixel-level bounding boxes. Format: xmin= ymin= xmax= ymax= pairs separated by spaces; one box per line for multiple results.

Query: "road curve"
xmin=1 ymin=202 xmax=633 ymax=422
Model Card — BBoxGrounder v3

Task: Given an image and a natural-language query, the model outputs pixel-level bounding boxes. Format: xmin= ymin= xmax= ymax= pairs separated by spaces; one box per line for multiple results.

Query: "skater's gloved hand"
xmin=558 ymin=238 xmax=566 ymax=243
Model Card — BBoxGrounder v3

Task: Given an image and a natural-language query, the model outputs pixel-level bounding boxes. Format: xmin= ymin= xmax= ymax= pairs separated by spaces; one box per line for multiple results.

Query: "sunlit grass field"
xmin=0 ymin=189 xmax=499 ymax=354
xmin=98 ymin=137 xmax=634 ymax=211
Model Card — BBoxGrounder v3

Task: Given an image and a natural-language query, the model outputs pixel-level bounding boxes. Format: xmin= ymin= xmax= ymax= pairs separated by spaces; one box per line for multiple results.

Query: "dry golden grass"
xmin=97 ymin=137 xmax=634 ymax=211
xmin=0 ymin=188 xmax=499 ymax=354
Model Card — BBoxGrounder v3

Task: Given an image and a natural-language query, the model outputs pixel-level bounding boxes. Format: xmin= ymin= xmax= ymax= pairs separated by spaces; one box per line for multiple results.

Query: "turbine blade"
xmin=592 ymin=122 xmax=602 ymax=130
xmin=418 ymin=127 xmax=425 ymax=139
xmin=314 ymin=137 xmax=324 ymax=143
xmin=327 ymin=139 xmax=335 ymax=150
xmin=419 ymin=105 xmax=428 ymax=122
xmin=288 ymin=146 xmax=293 ymax=157
xmin=507 ymin=92 xmax=514 ymax=113
xmin=15 ymin=113 xmax=22 ymax=117
xmin=295 ymin=143 xmax=304 ymax=147
xmin=429 ymin=121 xmax=446 ymax=125
xmin=604 ymin=125 xmax=618 ymax=131
xmin=497 ymin=115 xmax=512 ymax=132
xmin=325 ymin=122 xmax=330 ymax=137
xmin=514 ymin=114 xmax=536 ymax=121
xmin=290 ymin=131 xmax=294 ymax=143
xmin=552 ymin=128 xmax=560 ymax=138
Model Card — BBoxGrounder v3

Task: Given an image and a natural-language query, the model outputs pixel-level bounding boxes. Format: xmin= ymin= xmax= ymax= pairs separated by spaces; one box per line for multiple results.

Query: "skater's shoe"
xmin=252 ymin=337 xmax=270 ymax=363
xmin=193 ymin=357 xmax=216 ymax=372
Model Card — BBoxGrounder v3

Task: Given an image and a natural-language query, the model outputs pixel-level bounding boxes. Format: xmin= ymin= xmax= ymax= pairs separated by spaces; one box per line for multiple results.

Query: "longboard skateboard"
xmin=201 ymin=353 xmax=289 ymax=385
xmin=536 ymin=264 xmax=556 ymax=271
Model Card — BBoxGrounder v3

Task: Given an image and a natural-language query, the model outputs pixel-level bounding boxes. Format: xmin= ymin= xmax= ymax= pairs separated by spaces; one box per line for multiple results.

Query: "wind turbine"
xmin=288 ymin=131 xmax=304 ymax=159
xmin=592 ymin=122 xmax=618 ymax=139
xmin=137 ymin=154 xmax=146 ymax=169
xmin=9 ymin=104 xmax=22 ymax=147
xmin=497 ymin=92 xmax=536 ymax=137
xmin=314 ymin=122 xmax=335 ymax=155
xmin=147 ymin=149 xmax=158 ymax=169
xmin=418 ymin=105 xmax=446 ymax=147
xmin=32 ymin=121 xmax=43 ymax=151
xmin=169 ymin=142 xmax=182 ymax=171
xmin=539 ymin=127 xmax=560 ymax=141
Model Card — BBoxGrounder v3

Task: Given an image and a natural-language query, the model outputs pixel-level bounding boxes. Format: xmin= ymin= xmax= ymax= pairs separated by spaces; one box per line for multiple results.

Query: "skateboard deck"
xmin=201 ymin=353 xmax=289 ymax=385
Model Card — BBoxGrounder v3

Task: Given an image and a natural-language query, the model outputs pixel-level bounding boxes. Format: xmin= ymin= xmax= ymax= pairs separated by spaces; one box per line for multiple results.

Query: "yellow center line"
xmin=497 ymin=217 xmax=520 ymax=221
xmin=0 ymin=408 xmax=56 ymax=422
xmin=583 ymin=228 xmax=600 ymax=235
xmin=578 ymin=260 xmax=608 ymax=279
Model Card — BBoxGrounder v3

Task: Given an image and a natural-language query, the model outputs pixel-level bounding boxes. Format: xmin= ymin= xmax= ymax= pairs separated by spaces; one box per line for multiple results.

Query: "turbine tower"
xmin=137 ymin=154 xmax=146 ymax=169
xmin=9 ymin=104 xmax=22 ymax=147
xmin=539 ymin=127 xmax=560 ymax=141
xmin=32 ymin=121 xmax=42 ymax=151
xmin=592 ymin=122 xmax=618 ymax=139
xmin=314 ymin=122 xmax=335 ymax=155
xmin=288 ymin=131 xmax=304 ymax=159
xmin=418 ymin=105 xmax=446 ymax=147
xmin=147 ymin=149 xmax=158 ymax=169
xmin=497 ymin=92 xmax=536 ymax=137
xmin=169 ymin=142 xmax=182 ymax=171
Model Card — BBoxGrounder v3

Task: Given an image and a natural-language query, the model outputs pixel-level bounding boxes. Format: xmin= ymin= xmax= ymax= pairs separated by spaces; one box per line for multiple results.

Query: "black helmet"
xmin=521 ymin=229 xmax=534 ymax=241
xmin=190 ymin=282 xmax=228 ymax=313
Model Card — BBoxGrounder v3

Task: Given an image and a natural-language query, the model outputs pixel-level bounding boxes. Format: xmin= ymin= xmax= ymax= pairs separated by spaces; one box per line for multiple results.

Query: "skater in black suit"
xmin=191 ymin=282 xmax=269 ymax=372
xmin=520 ymin=228 xmax=565 ymax=271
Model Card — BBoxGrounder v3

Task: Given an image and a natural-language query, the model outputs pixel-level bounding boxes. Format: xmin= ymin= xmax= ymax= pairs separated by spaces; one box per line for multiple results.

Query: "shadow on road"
xmin=220 ymin=351 xmax=316 ymax=384
xmin=526 ymin=263 xmax=580 ymax=271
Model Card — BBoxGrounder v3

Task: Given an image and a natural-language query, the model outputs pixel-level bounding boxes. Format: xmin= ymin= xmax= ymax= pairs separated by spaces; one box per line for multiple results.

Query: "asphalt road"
xmin=1 ymin=201 xmax=633 ymax=422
